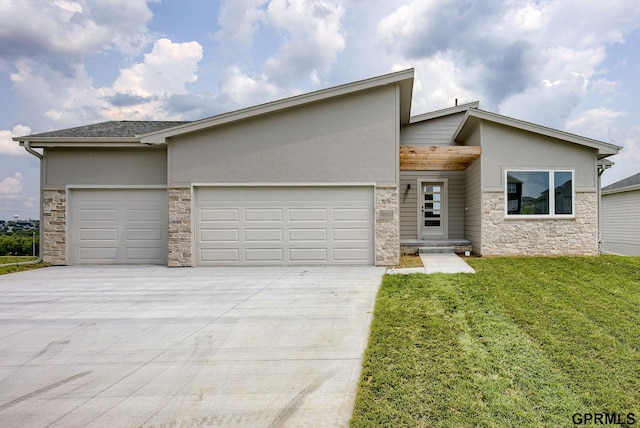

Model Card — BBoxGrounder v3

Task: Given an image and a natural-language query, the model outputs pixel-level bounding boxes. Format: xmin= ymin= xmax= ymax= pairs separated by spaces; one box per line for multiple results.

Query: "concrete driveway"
xmin=0 ymin=266 xmax=384 ymax=427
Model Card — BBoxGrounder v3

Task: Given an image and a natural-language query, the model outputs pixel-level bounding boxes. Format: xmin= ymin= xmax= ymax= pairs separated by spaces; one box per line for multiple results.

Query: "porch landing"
xmin=401 ymin=239 xmax=472 ymax=255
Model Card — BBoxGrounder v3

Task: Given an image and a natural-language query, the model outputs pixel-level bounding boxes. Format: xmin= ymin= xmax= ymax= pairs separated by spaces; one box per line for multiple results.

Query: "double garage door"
xmin=195 ymin=186 xmax=374 ymax=265
xmin=69 ymin=189 xmax=168 ymax=264
xmin=69 ymin=186 xmax=374 ymax=265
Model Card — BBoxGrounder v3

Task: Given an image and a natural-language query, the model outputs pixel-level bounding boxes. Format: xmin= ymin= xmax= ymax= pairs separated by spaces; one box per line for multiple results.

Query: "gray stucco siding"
xmin=480 ymin=122 xmax=597 ymax=190
xmin=169 ymin=86 xmax=398 ymax=185
xmin=44 ymin=148 xmax=167 ymax=188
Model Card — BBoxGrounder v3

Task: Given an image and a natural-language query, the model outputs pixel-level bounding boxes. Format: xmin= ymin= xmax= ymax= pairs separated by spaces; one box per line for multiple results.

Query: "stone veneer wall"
xmin=375 ymin=185 xmax=400 ymax=265
xmin=42 ymin=189 xmax=67 ymax=265
xmin=168 ymin=187 xmax=192 ymax=266
xmin=482 ymin=190 xmax=598 ymax=256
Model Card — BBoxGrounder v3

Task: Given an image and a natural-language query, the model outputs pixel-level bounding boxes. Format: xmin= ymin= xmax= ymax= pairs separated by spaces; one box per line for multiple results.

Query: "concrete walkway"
xmin=0 ymin=266 xmax=384 ymax=428
xmin=387 ymin=253 xmax=476 ymax=274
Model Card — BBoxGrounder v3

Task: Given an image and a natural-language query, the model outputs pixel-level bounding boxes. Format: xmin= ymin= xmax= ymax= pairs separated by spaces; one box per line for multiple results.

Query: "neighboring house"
xmin=601 ymin=172 xmax=640 ymax=256
xmin=14 ymin=69 xmax=621 ymax=266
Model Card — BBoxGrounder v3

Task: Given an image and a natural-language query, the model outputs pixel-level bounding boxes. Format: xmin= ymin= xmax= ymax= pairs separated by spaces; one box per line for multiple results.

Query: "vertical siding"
xmin=601 ymin=190 xmax=640 ymax=255
xmin=464 ymin=158 xmax=482 ymax=254
xmin=401 ymin=112 xmax=467 ymax=146
xmin=400 ymin=170 xmax=465 ymax=240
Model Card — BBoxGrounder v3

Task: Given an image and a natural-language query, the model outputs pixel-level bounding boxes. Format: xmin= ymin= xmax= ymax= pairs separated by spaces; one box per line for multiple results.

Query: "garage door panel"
xmin=333 ymin=208 xmax=370 ymax=221
xmin=201 ymin=248 xmax=239 ymax=262
xmin=201 ymin=229 xmax=239 ymax=242
xmin=126 ymin=228 xmax=164 ymax=241
xmin=289 ymin=248 xmax=328 ymax=262
xmin=71 ymin=189 xmax=167 ymax=265
xmin=245 ymin=229 xmax=283 ymax=242
xmin=245 ymin=248 xmax=284 ymax=262
xmin=289 ymin=228 xmax=327 ymax=242
xmin=196 ymin=186 xmax=373 ymax=265
xmin=200 ymin=208 xmax=239 ymax=222
xmin=289 ymin=208 xmax=327 ymax=221
xmin=245 ymin=208 xmax=283 ymax=222
xmin=80 ymin=191 xmax=118 ymax=202
xmin=80 ymin=228 xmax=117 ymax=241
xmin=333 ymin=228 xmax=370 ymax=241
xmin=333 ymin=248 xmax=370 ymax=261
xmin=80 ymin=247 xmax=118 ymax=261
xmin=127 ymin=208 xmax=165 ymax=222
xmin=126 ymin=247 xmax=165 ymax=260
xmin=80 ymin=209 xmax=118 ymax=221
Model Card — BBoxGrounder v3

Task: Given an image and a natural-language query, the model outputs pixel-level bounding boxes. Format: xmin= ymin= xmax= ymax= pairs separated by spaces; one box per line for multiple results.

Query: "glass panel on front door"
xmin=423 ymin=185 xmax=441 ymax=227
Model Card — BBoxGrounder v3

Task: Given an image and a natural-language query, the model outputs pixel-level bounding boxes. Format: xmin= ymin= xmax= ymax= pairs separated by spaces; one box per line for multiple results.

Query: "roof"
xmin=13 ymin=121 xmax=189 ymax=148
xmin=22 ymin=121 xmax=189 ymax=139
xmin=409 ymin=101 xmax=479 ymax=124
xmin=602 ymin=172 xmax=640 ymax=194
xmin=140 ymin=69 xmax=415 ymax=144
xmin=453 ymin=108 xmax=621 ymax=157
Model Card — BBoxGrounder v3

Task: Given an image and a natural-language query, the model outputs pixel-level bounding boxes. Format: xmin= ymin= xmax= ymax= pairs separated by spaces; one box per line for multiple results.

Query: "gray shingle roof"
xmin=21 ymin=121 xmax=190 ymax=139
xmin=602 ymin=172 xmax=640 ymax=191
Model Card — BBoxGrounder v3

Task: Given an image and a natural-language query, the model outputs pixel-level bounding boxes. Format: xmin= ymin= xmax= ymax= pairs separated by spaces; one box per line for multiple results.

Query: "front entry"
xmin=419 ymin=180 xmax=447 ymax=239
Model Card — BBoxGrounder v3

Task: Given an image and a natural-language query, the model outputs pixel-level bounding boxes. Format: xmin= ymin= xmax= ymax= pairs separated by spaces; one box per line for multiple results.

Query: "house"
xmin=14 ymin=69 xmax=621 ymax=266
xmin=600 ymin=172 xmax=640 ymax=256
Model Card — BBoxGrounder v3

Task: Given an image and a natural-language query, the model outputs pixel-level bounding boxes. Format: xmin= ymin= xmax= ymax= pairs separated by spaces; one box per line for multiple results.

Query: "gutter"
xmin=4 ymin=141 xmax=45 ymax=266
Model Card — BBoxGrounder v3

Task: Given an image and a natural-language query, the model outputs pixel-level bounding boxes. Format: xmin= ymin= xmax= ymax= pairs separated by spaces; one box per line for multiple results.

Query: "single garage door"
xmin=195 ymin=186 xmax=374 ymax=265
xmin=69 ymin=189 xmax=168 ymax=264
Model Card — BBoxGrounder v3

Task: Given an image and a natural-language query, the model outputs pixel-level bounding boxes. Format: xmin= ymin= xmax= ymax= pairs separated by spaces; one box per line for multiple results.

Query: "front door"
xmin=419 ymin=180 xmax=447 ymax=239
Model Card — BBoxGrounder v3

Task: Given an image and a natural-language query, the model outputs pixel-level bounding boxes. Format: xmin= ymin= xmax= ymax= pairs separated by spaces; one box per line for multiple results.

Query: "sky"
xmin=0 ymin=0 xmax=639 ymax=220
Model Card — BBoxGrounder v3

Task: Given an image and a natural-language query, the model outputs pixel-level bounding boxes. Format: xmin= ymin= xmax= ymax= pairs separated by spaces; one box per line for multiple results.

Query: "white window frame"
xmin=504 ymin=169 xmax=575 ymax=219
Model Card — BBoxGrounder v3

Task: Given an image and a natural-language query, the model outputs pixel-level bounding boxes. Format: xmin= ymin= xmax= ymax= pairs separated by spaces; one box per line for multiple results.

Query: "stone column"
xmin=42 ymin=189 xmax=67 ymax=265
xmin=375 ymin=185 xmax=400 ymax=266
xmin=168 ymin=186 xmax=192 ymax=266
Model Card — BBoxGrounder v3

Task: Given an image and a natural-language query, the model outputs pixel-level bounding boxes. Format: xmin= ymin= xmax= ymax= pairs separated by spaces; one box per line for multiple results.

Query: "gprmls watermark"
xmin=572 ymin=412 xmax=636 ymax=425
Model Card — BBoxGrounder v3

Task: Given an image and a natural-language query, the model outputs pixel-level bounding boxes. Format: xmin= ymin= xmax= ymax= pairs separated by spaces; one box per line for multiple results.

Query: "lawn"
xmin=351 ymin=256 xmax=640 ymax=427
xmin=0 ymin=256 xmax=47 ymax=275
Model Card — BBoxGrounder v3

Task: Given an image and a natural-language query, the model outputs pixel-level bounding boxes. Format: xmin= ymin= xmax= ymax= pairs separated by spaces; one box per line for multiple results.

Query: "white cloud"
xmin=0 ymin=173 xmax=24 ymax=198
xmin=408 ymin=55 xmax=482 ymax=114
xmin=9 ymin=59 xmax=109 ymax=129
xmin=0 ymin=125 xmax=32 ymax=156
xmin=498 ymin=73 xmax=588 ymax=129
xmin=565 ymin=108 xmax=626 ymax=141
xmin=215 ymin=0 xmax=267 ymax=56
xmin=113 ymin=38 xmax=203 ymax=97
xmin=219 ymin=66 xmax=279 ymax=106
xmin=0 ymin=0 xmax=155 ymax=64
xmin=262 ymin=0 xmax=346 ymax=87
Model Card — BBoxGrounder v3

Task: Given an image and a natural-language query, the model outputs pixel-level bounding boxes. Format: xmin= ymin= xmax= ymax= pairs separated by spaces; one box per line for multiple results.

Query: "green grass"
xmin=0 ymin=256 xmax=47 ymax=275
xmin=351 ymin=256 xmax=640 ymax=427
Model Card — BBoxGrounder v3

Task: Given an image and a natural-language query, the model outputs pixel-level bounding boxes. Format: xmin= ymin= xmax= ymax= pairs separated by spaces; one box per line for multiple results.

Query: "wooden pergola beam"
xmin=400 ymin=145 xmax=482 ymax=171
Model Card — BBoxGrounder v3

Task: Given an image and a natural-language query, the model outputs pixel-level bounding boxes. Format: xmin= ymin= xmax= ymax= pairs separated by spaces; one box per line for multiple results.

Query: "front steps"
xmin=401 ymin=239 xmax=472 ymax=255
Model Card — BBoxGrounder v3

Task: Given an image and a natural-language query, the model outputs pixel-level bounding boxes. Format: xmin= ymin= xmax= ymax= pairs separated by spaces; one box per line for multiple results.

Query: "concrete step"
xmin=419 ymin=246 xmax=456 ymax=254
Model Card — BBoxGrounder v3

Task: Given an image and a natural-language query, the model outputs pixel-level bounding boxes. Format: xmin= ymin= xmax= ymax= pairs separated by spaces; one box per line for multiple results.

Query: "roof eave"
xmin=602 ymin=184 xmax=640 ymax=195
xmin=13 ymin=136 xmax=145 ymax=148
xmin=410 ymin=101 xmax=479 ymax=124
xmin=141 ymin=68 xmax=415 ymax=145
xmin=453 ymin=109 xmax=622 ymax=155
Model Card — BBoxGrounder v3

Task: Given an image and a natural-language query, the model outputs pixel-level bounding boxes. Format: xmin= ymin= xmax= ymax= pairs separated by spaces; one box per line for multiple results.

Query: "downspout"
xmin=596 ymin=163 xmax=610 ymax=255
xmin=0 ymin=141 xmax=44 ymax=267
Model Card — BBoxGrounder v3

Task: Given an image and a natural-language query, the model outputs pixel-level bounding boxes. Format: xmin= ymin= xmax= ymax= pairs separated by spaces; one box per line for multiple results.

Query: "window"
xmin=506 ymin=170 xmax=573 ymax=216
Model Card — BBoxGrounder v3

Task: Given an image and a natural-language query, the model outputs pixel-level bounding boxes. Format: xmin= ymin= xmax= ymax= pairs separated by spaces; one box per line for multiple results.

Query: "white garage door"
xmin=195 ymin=186 xmax=374 ymax=265
xmin=69 ymin=189 xmax=168 ymax=264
